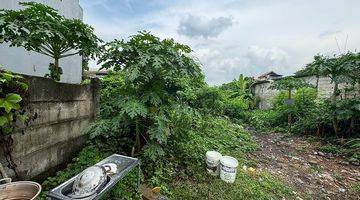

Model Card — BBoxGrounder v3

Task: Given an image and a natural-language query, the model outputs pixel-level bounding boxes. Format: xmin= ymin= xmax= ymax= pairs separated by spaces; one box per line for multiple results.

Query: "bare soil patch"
xmin=249 ymin=131 xmax=360 ymax=200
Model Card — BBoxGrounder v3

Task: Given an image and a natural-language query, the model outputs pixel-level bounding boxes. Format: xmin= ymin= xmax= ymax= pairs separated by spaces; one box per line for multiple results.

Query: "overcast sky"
xmin=80 ymin=0 xmax=360 ymax=85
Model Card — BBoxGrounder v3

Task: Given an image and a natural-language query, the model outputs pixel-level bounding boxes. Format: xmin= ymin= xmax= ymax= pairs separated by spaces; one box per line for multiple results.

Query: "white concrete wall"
xmin=0 ymin=0 xmax=83 ymax=84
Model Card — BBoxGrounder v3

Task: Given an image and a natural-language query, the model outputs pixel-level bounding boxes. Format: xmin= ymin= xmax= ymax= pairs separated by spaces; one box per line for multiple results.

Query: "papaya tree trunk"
xmin=331 ymin=82 xmax=339 ymax=137
xmin=288 ymin=89 xmax=292 ymax=130
xmin=349 ymin=117 xmax=355 ymax=137
xmin=135 ymin=119 xmax=141 ymax=153
xmin=316 ymin=75 xmax=319 ymax=96
xmin=54 ymin=57 xmax=59 ymax=70
xmin=316 ymin=123 xmax=321 ymax=136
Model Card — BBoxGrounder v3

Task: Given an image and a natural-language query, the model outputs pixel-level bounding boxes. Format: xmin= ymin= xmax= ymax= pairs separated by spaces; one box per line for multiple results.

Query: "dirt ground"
xmin=249 ymin=131 xmax=360 ymax=200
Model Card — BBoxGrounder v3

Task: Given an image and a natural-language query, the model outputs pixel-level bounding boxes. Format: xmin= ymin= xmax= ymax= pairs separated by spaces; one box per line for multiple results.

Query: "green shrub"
xmin=169 ymin=107 xmax=257 ymax=177
xmin=246 ymin=109 xmax=281 ymax=131
xmin=171 ymin=171 xmax=293 ymax=200
xmin=350 ymin=183 xmax=360 ymax=193
xmin=194 ymin=86 xmax=226 ymax=116
xmin=317 ymin=144 xmax=340 ymax=154
xmin=291 ymin=100 xmax=332 ymax=135
xmin=0 ymin=70 xmax=29 ymax=135
xmin=194 ymin=83 xmax=252 ymax=121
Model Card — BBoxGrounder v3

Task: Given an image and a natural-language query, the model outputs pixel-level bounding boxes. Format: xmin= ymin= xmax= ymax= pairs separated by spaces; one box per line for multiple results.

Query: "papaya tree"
xmin=0 ymin=2 xmax=101 ymax=81
xmin=296 ymin=55 xmax=325 ymax=92
xmin=270 ymin=76 xmax=311 ymax=128
xmin=97 ymin=31 xmax=204 ymax=161
xmin=298 ymin=52 xmax=360 ymax=137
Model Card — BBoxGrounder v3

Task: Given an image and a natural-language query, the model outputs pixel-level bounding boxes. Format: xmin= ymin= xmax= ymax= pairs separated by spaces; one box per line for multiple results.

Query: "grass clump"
xmin=172 ymin=170 xmax=293 ymax=200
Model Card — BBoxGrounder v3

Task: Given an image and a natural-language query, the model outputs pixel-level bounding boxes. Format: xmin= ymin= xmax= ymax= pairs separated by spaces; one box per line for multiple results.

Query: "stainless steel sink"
xmin=46 ymin=154 xmax=140 ymax=200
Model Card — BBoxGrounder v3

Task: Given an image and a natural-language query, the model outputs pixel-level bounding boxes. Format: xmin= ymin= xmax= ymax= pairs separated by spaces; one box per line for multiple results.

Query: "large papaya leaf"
xmin=122 ymin=100 xmax=148 ymax=119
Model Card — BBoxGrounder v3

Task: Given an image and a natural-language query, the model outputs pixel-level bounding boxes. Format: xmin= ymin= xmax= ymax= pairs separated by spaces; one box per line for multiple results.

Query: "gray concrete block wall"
xmin=253 ymin=81 xmax=276 ymax=109
xmin=0 ymin=75 xmax=100 ymax=179
xmin=0 ymin=0 xmax=84 ymax=84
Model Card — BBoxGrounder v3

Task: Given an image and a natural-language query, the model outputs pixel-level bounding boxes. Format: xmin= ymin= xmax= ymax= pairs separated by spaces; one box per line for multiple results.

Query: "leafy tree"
xmin=270 ymin=76 xmax=311 ymax=128
xmin=221 ymin=74 xmax=254 ymax=100
xmin=0 ymin=2 xmax=101 ymax=81
xmin=270 ymin=76 xmax=310 ymax=100
xmin=296 ymin=55 xmax=324 ymax=91
xmin=299 ymin=53 xmax=359 ymax=136
xmin=97 ymin=31 xmax=205 ymax=163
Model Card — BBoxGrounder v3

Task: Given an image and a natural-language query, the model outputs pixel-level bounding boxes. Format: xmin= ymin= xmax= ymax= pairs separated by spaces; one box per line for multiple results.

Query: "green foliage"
xmin=270 ymin=76 xmax=311 ymax=96
xmin=194 ymin=86 xmax=226 ymax=116
xmin=45 ymin=63 xmax=63 ymax=81
xmin=172 ymin=171 xmax=293 ymax=200
xmin=342 ymin=138 xmax=360 ymax=164
xmin=248 ymin=87 xmax=334 ymax=135
xmin=94 ymin=31 xmax=205 ymax=167
xmin=336 ymin=97 xmax=360 ymax=121
xmin=0 ymin=70 xmax=29 ymax=135
xmin=194 ymin=74 xmax=255 ymax=121
xmin=305 ymin=53 xmax=359 ymax=85
xmin=350 ymin=183 xmax=360 ymax=193
xmin=317 ymin=144 xmax=340 ymax=154
xmin=246 ymin=109 xmax=281 ymax=131
xmin=220 ymin=74 xmax=256 ymax=114
xmin=81 ymin=33 xmax=263 ymax=197
xmin=291 ymin=100 xmax=332 ymax=135
xmin=0 ymin=2 xmax=101 ymax=81
xmin=297 ymin=53 xmax=360 ymax=137
xmin=167 ymin=106 xmax=257 ymax=177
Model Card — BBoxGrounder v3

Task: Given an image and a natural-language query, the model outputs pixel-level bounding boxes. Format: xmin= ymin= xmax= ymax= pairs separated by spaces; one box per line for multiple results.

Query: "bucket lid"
xmin=220 ymin=156 xmax=239 ymax=168
xmin=206 ymin=151 xmax=222 ymax=160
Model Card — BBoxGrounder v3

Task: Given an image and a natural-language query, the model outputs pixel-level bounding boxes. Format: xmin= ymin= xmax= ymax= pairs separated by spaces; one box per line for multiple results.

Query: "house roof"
xmin=258 ymin=71 xmax=282 ymax=78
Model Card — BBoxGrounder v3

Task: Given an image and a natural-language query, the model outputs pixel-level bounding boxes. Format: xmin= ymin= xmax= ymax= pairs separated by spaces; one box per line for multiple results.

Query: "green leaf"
xmin=0 ymin=93 xmax=22 ymax=113
xmin=0 ymin=116 xmax=8 ymax=127
xmin=0 ymin=2 xmax=101 ymax=81
xmin=353 ymin=104 xmax=360 ymax=111
xmin=6 ymin=93 xmax=22 ymax=103
xmin=127 ymin=67 xmax=140 ymax=82
xmin=16 ymin=81 xmax=29 ymax=90
xmin=143 ymin=143 xmax=165 ymax=161
xmin=122 ymin=100 xmax=148 ymax=119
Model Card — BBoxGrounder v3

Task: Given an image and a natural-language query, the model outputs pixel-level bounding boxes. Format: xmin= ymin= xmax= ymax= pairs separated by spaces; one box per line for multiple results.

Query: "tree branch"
xmin=44 ymin=43 xmax=54 ymax=52
xmin=38 ymin=50 xmax=54 ymax=58
xmin=39 ymin=45 xmax=54 ymax=56
xmin=60 ymin=47 xmax=73 ymax=54
xmin=60 ymin=51 xmax=80 ymax=58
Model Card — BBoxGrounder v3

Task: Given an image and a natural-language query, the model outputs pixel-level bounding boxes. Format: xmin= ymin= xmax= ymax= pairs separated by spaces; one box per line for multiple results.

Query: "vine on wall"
xmin=0 ymin=69 xmax=35 ymax=177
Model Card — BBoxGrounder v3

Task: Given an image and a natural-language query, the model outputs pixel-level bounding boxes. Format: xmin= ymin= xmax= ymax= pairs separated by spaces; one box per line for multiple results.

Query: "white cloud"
xmin=80 ymin=0 xmax=360 ymax=85
xmin=318 ymin=30 xmax=342 ymax=38
xmin=246 ymin=46 xmax=289 ymax=75
xmin=177 ymin=15 xmax=233 ymax=38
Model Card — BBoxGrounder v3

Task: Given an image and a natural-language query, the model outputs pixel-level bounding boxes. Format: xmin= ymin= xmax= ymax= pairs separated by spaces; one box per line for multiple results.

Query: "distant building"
xmin=257 ymin=71 xmax=282 ymax=81
xmin=0 ymin=0 xmax=83 ymax=84
xmin=84 ymin=70 xmax=109 ymax=79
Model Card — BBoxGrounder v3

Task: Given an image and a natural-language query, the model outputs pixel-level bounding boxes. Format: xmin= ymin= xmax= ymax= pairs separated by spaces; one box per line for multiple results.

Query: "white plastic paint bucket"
xmin=220 ymin=156 xmax=239 ymax=183
xmin=205 ymin=151 xmax=222 ymax=176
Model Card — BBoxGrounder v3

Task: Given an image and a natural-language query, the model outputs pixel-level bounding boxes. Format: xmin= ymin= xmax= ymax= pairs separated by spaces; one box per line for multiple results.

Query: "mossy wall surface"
xmin=0 ymin=76 xmax=100 ymax=179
